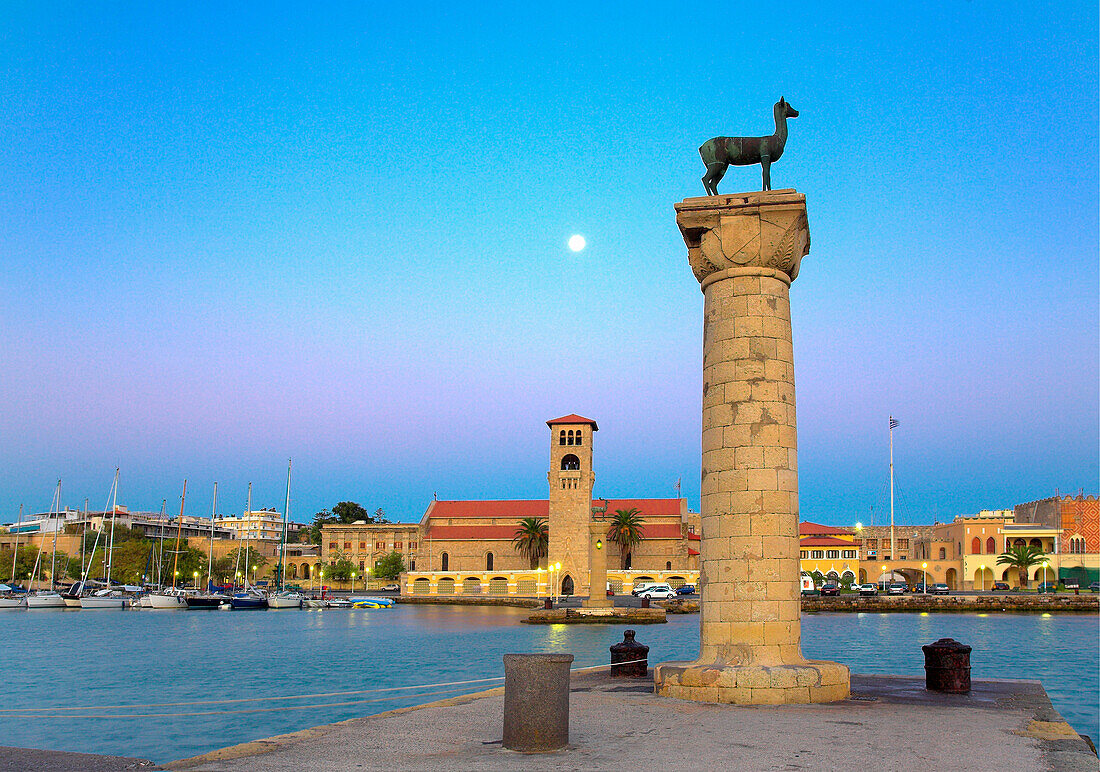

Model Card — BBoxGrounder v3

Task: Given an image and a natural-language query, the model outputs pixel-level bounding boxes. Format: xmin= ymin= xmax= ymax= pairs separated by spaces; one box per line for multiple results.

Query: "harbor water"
xmin=0 ymin=607 xmax=1096 ymax=763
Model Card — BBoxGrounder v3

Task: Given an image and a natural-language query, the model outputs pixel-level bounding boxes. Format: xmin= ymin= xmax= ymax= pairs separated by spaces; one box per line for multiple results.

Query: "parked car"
xmin=887 ymin=583 xmax=907 ymax=595
xmin=912 ymin=582 xmax=927 ymax=593
xmin=675 ymin=584 xmax=696 ymax=596
xmin=1036 ymin=582 xmax=1058 ymax=593
xmin=858 ymin=584 xmax=878 ymax=597
xmin=819 ymin=583 xmax=840 ymax=596
xmin=991 ymin=581 xmax=1010 ymax=591
xmin=638 ymin=584 xmax=677 ymax=600
xmin=632 ymin=582 xmax=662 ymax=596
xmin=1090 ymin=582 xmax=1099 ymax=593
xmin=931 ymin=583 xmax=950 ymax=595
xmin=380 ymin=583 xmax=400 ymax=592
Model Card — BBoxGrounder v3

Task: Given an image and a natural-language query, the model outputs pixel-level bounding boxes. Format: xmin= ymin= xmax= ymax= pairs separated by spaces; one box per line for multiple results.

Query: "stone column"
xmin=585 ymin=519 xmax=611 ymax=608
xmin=654 ymin=190 xmax=849 ymax=705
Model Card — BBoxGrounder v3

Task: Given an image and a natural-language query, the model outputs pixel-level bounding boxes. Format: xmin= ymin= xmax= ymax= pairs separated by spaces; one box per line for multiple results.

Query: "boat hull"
xmin=229 ymin=597 xmax=268 ymax=610
xmin=0 ymin=597 xmax=26 ymax=609
xmin=267 ymin=594 xmax=302 ymax=609
xmin=80 ymin=596 xmax=126 ymax=609
xmin=26 ymin=593 xmax=66 ymax=609
xmin=62 ymin=595 xmax=83 ymax=608
xmin=147 ymin=593 xmax=188 ymax=609
xmin=185 ymin=595 xmax=228 ymax=609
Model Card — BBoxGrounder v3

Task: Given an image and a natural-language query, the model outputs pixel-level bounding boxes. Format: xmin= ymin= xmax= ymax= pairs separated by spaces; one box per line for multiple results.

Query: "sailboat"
xmin=26 ymin=480 xmax=66 ymax=609
xmin=186 ymin=482 xmax=230 ymax=608
xmin=229 ymin=483 xmax=267 ymax=610
xmin=81 ymin=469 xmax=127 ymax=609
xmin=267 ymin=460 xmax=302 ymax=609
xmin=1 ymin=506 xmax=27 ymax=609
xmin=148 ymin=480 xmax=189 ymax=609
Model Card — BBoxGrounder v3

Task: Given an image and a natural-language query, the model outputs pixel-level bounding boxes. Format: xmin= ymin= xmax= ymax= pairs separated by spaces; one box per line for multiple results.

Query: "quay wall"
xmin=393 ymin=596 xmax=540 ymax=609
xmin=801 ymin=594 xmax=1099 ymax=613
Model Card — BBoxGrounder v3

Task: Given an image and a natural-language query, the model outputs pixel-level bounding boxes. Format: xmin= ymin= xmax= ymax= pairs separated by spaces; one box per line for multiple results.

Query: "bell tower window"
xmin=559 ymin=430 xmax=566 ymax=445
xmin=574 ymin=430 xmax=582 ymax=445
xmin=561 ymin=454 xmax=580 ymax=471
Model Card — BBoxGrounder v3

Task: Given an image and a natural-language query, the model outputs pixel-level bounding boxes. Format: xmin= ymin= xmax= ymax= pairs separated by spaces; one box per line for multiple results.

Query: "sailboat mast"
xmin=80 ymin=498 xmax=88 ymax=581
xmin=106 ymin=468 xmax=119 ymax=587
xmin=889 ymin=416 xmax=896 ymax=561
xmin=48 ymin=479 xmax=61 ymax=591
xmin=280 ymin=460 xmax=291 ymax=592
xmin=157 ymin=499 xmax=166 ymax=585
xmin=244 ymin=482 xmax=251 ymax=589
xmin=208 ymin=482 xmax=217 ymax=592
xmin=10 ymin=503 xmax=22 ymax=584
xmin=171 ymin=480 xmax=187 ymax=589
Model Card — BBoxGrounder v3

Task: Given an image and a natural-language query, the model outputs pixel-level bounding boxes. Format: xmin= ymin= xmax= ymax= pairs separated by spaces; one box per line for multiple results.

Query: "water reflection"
xmin=0 ymin=608 xmax=1095 ymax=763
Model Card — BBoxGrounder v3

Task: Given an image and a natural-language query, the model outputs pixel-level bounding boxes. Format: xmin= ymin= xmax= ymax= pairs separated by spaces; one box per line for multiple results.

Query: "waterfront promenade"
xmin=168 ymin=670 xmax=1096 ymax=772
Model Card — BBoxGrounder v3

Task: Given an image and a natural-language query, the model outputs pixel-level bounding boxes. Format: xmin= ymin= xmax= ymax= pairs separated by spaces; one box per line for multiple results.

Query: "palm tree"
xmin=512 ymin=517 xmax=549 ymax=569
xmin=996 ymin=544 xmax=1045 ymax=589
xmin=607 ymin=508 xmax=646 ymax=570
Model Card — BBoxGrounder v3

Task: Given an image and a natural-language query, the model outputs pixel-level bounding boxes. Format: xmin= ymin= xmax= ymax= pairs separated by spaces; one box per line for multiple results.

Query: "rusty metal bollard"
xmin=922 ymin=638 xmax=971 ymax=693
xmin=610 ymin=629 xmax=649 ymax=677
xmin=640 ymin=597 xmax=650 ymax=609
xmin=502 ymin=653 xmax=573 ymax=752
xmin=543 ymin=597 xmax=553 ymax=610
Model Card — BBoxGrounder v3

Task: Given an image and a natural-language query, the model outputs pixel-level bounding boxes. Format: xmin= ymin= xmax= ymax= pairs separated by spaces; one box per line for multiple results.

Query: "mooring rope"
xmin=0 ymin=658 xmax=649 ymax=718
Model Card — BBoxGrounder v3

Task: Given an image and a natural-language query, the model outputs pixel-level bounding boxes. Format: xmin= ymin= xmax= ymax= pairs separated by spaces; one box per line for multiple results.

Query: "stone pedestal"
xmin=654 ymin=190 xmax=849 ymax=705
xmin=584 ymin=519 xmax=612 ymax=608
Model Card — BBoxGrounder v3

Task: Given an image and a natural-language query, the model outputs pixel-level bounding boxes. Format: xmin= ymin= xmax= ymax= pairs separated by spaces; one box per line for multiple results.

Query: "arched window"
xmin=559 ymin=430 xmax=566 ymax=445
xmin=567 ymin=429 xmax=575 ymax=445
xmin=1013 ymin=538 xmax=1025 ymax=548
xmin=561 ymin=454 xmax=580 ymax=471
xmin=574 ymin=430 xmax=582 ymax=445
xmin=938 ymin=547 xmax=946 ymax=560
xmin=441 ymin=552 xmax=449 ymax=571
xmin=665 ymin=561 xmax=672 ymax=571
xmin=971 ymin=537 xmax=981 ymax=554
xmin=986 ymin=537 xmax=996 ymax=555
xmin=1029 ymin=538 xmax=1042 ymax=550
xmin=486 ymin=552 xmax=494 ymax=571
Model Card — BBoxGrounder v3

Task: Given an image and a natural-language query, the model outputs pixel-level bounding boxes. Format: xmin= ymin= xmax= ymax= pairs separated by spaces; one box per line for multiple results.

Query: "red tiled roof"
xmin=637 ymin=523 xmax=684 ymax=539
xmin=799 ymin=521 xmax=854 ymax=536
xmin=688 ymin=548 xmax=700 ymax=556
xmin=799 ymin=536 xmax=857 ymax=547
xmin=426 ymin=498 xmax=685 ymax=519
xmin=546 ymin=414 xmax=599 ymax=430
xmin=427 ymin=526 xmax=519 ymax=540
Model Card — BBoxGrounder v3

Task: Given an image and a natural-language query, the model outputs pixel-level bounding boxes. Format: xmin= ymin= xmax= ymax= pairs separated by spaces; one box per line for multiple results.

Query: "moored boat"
xmin=185 ymin=593 xmax=230 ymax=609
xmin=267 ymin=590 xmax=302 ymax=609
xmin=147 ymin=589 xmax=188 ymax=609
xmin=80 ymin=589 xmax=126 ymax=609
xmin=229 ymin=589 xmax=268 ymax=610
xmin=349 ymin=596 xmax=396 ymax=609
xmin=26 ymin=591 xmax=66 ymax=609
xmin=0 ymin=596 xmax=25 ymax=610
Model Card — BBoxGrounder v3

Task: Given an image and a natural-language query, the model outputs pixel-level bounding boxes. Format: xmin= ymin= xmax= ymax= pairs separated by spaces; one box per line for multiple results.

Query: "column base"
xmin=654 ymin=659 xmax=849 ymax=705
xmin=583 ymin=596 xmax=613 ymax=608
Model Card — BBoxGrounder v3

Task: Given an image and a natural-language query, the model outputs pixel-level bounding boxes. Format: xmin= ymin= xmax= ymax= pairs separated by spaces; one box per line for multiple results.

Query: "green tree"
xmin=328 ymin=551 xmax=356 ymax=580
xmin=374 ymin=551 xmax=406 ymax=579
xmin=373 ymin=507 xmax=390 ymax=524
xmin=308 ymin=510 xmax=336 ymax=544
xmin=0 ymin=545 xmax=46 ymax=586
xmin=512 ymin=517 xmax=549 ymax=569
xmin=996 ymin=544 xmax=1046 ymax=589
xmin=332 ymin=502 xmax=370 ymax=524
xmin=607 ymin=508 xmax=646 ymax=569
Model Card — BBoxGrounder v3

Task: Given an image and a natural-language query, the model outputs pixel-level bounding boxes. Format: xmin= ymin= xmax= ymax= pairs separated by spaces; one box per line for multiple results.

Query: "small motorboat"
xmin=80 ymin=589 xmax=127 ymax=609
xmin=147 ymin=589 xmax=188 ymax=609
xmin=185 ymin=593 xmax=230 ymax=609
xmin=301 ymin=597 xmax=327 ymax=609
xmin=325 ymin=597 xmax=351 ymax=609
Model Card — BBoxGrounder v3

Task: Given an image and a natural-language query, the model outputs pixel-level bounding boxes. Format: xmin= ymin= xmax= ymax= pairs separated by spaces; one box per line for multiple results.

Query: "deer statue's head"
xmin=776 ymin=96 xmax=799 ymax=119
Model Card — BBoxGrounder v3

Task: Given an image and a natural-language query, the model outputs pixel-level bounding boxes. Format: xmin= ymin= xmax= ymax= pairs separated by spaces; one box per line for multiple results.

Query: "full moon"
xmin=568 ymin=234 xmax=586 ymax=252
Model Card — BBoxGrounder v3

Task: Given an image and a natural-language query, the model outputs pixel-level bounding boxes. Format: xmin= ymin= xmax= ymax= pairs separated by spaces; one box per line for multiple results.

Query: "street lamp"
xmin=979 ymin=564 xmax=986 ymax=591
xmin=536 ymin=566 xmax=543 ymax=598
xmin=1042 ymin=561 xmax=1049 ymax=587
xmin=881 ymin=565 xmax=887 ymax=592
xmin=193 ymin=570 xmax=199 ymax=590
xmin=554 ymin=562 xmax=561 ymax=603
xmin=251 ymin=564 xmax=257 ymax=586
xmin=351 ymin=572 xmax=356 ymax=593
xmin=921 ymin=562 xmax=928 ymax=594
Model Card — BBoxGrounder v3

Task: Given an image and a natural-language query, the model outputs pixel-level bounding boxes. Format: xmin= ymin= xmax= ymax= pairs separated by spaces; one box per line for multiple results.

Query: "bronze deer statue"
xmin=699 ymin=97 xmax=799 ymax=195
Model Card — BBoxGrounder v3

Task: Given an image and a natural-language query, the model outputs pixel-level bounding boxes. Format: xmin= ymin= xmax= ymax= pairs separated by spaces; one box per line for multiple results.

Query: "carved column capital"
xmin=675 ymin=189 xmax=810 ymax=286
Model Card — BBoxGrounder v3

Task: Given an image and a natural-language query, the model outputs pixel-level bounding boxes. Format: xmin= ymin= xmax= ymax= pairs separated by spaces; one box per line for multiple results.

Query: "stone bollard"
xmin=610 ymin=630 xmax=649 ymax=678
xmin=502 ymin=653 xmax=574 ymax=752
xmin=640 ymin=597 xmax=650 ymax=609
xmin=922 ymin=638 xmax=971 ymax=693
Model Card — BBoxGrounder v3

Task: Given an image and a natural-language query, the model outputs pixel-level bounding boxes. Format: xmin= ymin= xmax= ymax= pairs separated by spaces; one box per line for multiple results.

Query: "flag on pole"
xmin=889 ymin=417 xmax=899 ymax=430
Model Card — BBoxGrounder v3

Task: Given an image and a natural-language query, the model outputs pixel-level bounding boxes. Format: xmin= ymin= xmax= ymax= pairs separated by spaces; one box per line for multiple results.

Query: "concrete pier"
xmin=166 ymin=671 xmax=1097 ymax=771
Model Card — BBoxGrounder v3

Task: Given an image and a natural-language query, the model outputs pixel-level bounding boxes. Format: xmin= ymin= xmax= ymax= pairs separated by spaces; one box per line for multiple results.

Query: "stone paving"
xmin=167 ymin=672 xmax=1097 ymax=772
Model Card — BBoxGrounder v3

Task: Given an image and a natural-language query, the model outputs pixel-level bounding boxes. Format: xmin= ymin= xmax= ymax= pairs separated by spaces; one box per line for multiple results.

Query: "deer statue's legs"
xmin=702 ymin=163 xmax=726 ymax=196
xmin=760 ymin=155 xmax=772 ymax=191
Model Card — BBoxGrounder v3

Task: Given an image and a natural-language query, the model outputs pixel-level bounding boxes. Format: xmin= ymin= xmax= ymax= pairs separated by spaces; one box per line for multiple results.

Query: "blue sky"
xmin=1 ymin=2 xmax=1096 ymax=525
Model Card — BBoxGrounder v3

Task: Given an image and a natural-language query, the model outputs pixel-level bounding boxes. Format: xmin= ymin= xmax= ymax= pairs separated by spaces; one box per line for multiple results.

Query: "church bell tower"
xmin=546 ymin=414 xmax=597 ymax=597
